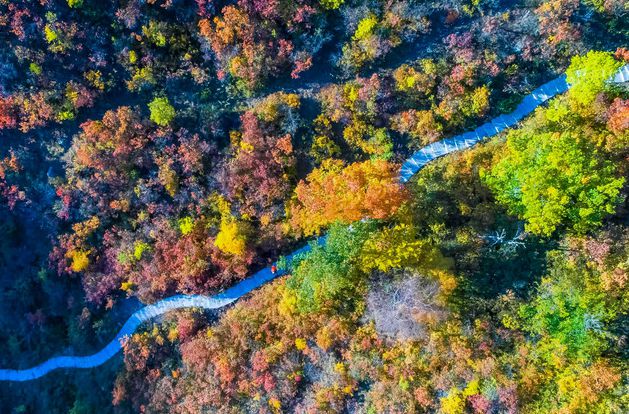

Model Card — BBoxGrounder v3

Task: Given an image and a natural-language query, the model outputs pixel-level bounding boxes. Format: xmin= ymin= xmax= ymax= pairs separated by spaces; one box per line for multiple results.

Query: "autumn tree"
xmin=214 ymin=217 xmax=250 ymax=257
xmin=128 ymin=218 xmax=254 ymax=303
xmin=221 ymin=93 xmax=299 ymax=219
xmin=0 ymin=96 xmax=17 ymax=129
xmin=289 ymin=159 xmax=408 ymax=236
xmin=198 ymin=1 xmax=326 ymax=93
xmin=56 ymin=107 xmax=225 ymax=304
xmin=604 ymin=98 xmax=629 ymax=152
xmin=390 ymin=109 xmax=443 ymax=146
xmin=63 ymin=106 xmax=150 ymax=219
xmin=338 ymin=4 xmax=430 ymax=72
xmin=318 ymin=74 xmax=393 ymax=158
xmin=503 ymin=241 xmax=627 ymax=413
xmin=359 ymin=223 xmax=448 ymax=274
xmin=534 ymin=0 xmax=583 ymax=60
xmin=392 ymin=60 xmax=438 ymax=101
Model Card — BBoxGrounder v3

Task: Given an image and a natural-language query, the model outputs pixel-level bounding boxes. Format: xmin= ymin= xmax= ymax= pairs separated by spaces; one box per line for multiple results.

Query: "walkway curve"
xmin=1 ymin=64 xmax=627 ymax=382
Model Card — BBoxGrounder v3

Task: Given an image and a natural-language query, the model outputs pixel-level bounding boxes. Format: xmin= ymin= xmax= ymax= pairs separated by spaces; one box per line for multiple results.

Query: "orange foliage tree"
xmin=289 ymin=159 xmax=408 ymax=236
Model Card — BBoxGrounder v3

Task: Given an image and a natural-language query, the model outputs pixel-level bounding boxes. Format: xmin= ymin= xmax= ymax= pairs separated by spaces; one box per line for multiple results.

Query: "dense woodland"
xmin=0 ymin=0 xmax=628 ymax=413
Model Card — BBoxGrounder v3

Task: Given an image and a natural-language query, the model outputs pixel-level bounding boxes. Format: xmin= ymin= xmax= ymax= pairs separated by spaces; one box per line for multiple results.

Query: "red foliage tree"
xmin=198 ymin=0 xmax=324 ymax=92
xmin=221 ymin=94 xmax=298 ymax=218
xmin=0 ymin=96 xmax=17 ymax=129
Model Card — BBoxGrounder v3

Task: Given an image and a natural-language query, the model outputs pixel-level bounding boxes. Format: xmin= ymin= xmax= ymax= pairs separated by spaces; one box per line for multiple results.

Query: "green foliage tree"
xmin=285 ymin=221 xmax=376 ymax=313
xmin=483 ymin=128 xmax=624 ymax=236
xmin=566 ymin=51 xmax=622 ymax=106
xmin=502 ymin=246 xmax=625 ymax=413
xmin=142 ymin=21 xmax=168 ymax=47
xmin=515 ymin=252 xmax=609 ymax=361
xmin=148 ymin=96 xmax=176 ymax=126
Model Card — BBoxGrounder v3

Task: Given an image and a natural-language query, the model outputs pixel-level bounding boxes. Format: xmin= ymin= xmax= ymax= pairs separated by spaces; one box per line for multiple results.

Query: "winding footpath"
xmin=1 ymin=64 xmax=627 ymax=383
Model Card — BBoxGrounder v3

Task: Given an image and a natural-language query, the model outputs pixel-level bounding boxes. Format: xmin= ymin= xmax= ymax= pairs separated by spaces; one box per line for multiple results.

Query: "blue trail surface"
xmin=1 ymin=64 xmax=627 ymax=382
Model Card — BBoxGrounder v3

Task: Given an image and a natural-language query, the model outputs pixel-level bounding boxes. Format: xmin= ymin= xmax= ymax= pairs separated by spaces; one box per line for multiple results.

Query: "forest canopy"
xmin=0 ymin=0 xmax=627 ymax=413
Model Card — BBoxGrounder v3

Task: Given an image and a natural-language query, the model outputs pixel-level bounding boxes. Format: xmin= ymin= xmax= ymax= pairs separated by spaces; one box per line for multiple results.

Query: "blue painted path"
xmin=1 ymin=64 xmax=627 ymax=382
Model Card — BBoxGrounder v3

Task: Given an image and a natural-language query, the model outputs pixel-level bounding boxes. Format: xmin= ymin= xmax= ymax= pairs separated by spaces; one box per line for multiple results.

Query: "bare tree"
xmin=364 ymin=271 xmax=448 ymax=341
xmin=480 ymin=223 xmax=527 ymax=254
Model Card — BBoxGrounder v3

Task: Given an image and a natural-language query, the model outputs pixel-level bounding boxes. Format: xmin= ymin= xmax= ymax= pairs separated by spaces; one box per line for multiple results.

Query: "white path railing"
xmin=1 ymin=64 xmax=627 ymax=382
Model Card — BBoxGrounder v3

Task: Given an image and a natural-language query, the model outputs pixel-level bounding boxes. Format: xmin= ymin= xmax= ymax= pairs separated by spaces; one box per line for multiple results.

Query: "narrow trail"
xmin=1 ymin=64 xmax=627 ymax=383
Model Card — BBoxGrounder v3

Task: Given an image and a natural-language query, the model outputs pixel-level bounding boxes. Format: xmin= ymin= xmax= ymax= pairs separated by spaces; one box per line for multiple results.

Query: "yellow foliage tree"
xmin=214 ymin=218 xmax=248 ymax=256
xmin=440 ymin=388 xmax=465 ymax=414
xmin=360 ymin=224 xmax=445 ymax=273
xmin=67 ymin=249 xmax=90 ymax=272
